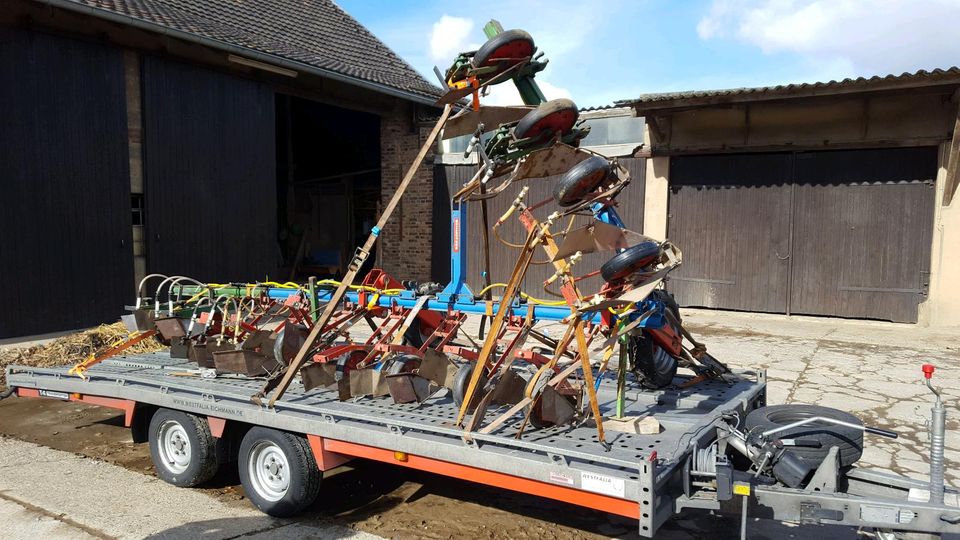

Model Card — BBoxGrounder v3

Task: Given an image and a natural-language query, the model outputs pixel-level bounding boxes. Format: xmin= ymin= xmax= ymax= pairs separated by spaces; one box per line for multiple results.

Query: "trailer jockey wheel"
xmin=471 ymin=29 xmax=535 ymax=78
xmin=600 ymin=241 xmax=663 ymax=283
xmin=514 ymin=98 xmax=579 ymax=141
xmin=238 ymin=427 xmax=321 ymax=517
xmin=553 ymin=155 xmax=611 ymax=207
xmin=148 ymin=409 xmax=219 ymax=487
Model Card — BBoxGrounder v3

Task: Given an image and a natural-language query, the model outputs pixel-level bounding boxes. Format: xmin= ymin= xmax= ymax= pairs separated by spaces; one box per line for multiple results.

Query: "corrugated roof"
xmin=617 ymin=67 xmax=960 ymax=110
xmin=54 ymin=0 xmax=443 ymax=102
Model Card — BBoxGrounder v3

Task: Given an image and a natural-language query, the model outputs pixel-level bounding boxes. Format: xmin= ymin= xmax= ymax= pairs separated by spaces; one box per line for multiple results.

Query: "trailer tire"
xmin=239 ymin=427 xmax=321 ymax=517
xmin=745 ymin=405 xmax=864 ymax=467
xmin=148 ymin=409 xmax=219 ymax=487
xmin=514 ymin=99 xmax=579 ymax=141
xmin=553 ymin=155 xmax=611 ymax=207
xmin=600 ymin=241 xmax=662 ymax=283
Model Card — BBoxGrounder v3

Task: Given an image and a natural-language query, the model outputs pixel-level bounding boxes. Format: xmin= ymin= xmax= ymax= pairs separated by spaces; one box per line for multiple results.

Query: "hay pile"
xmin=0 ymin=322 xmax=166 ymax=387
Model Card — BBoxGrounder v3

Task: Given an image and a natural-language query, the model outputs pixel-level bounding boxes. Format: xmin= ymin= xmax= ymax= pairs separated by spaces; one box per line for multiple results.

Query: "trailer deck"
xmin=7 ymin=353 xmax=765 ymax=534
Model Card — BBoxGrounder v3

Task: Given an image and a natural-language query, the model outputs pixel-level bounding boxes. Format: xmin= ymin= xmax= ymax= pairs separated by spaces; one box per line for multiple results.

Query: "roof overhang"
xmin=40 ymin=0 xmax=442 ymax=107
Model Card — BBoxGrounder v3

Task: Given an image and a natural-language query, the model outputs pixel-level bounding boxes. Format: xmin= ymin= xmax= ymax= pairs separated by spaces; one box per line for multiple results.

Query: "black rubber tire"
xmin=628 ymin=335 xmax=678 ymax=389
xmin=472 ymin=29 xmax=535 ymax=69
xmin=553 ymin=155 xmax=611 ymax=207
xmin=600 ymin=241 xmax=662 ymax=283
xmin=238 ymin=427 xmax=322 ymax=517
xmin=402 ymin=317 xmax=433 ymax=348
xmin=745 ymin=405 xmax=864 ymax=467
xmin=514 ymin=98 xmax=579 ymax=141
xmin=148 ymin=409 xmax=219 ymax=487
xmin=386 ymin=353 xmax=420 ymax=375
xmin=452 ymin=363 xmax=487 ymax=409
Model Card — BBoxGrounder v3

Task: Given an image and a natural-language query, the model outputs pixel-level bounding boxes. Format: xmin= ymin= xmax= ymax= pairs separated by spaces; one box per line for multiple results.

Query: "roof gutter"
xmin=40 ymin=0 xmax=441 ymax=107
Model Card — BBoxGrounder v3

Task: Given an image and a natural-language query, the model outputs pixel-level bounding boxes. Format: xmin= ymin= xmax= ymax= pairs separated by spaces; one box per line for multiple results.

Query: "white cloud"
xmin=697 ymin=0 xmax=960 ymax=75
xmin=480 ymin=78 xmax=573 ymax=107
xmin=429 ymin=15 xmax=479 ymax=62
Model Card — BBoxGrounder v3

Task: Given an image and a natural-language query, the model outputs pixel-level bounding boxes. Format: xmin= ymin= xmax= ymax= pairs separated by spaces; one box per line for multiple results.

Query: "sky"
xmin=336 ymin=0 xmax=960 ymax=108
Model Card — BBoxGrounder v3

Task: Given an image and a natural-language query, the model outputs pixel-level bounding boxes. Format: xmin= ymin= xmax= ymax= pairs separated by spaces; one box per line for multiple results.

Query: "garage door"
xmin=668 ymin=147 xmax=936 ymax=323
xmin=142 ymin=56 xmax=276 ymax=282
xmin=0 ymin=28 xmax=133 ymax=337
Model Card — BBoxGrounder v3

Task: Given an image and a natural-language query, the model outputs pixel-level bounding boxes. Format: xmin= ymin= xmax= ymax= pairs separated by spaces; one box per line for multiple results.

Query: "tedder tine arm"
xmin=456 ymin=226 xmax=540 ymax=426
xmin=255 ymin=104 xmax=452 ymax=408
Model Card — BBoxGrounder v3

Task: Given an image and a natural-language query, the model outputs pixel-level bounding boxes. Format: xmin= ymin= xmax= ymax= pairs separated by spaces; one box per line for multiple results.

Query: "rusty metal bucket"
xmin=348 ymin=368 xmax=390 ymax=400
xmin=386 ymin=373 xmax=432 ymax=404
xmin=416 ymin=349 xmax=459 ymax=388
xmin=169 ymin=338 xmax=190 ymax=359
xmin=489 ymin=369 xmax=527 ymax=406
xmin=300 ymin=362 xmax=338 ymax=391
xmin=153 ymin=316 xmax=187 ymax=341
xmin=213 ymin=349 xmax=280 ymax=376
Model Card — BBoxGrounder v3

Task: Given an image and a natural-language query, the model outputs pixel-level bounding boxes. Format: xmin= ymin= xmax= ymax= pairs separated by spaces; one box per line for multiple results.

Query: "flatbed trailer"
xmin=8 ymin=352 xmax=765 ymax=536
xmin=8 ymin=353 xmax=960 ymax=538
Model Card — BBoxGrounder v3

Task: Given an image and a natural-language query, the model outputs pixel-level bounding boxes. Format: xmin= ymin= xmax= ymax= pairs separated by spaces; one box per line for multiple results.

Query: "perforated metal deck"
xmin=6 ymin=353 xmax=765 ymax=530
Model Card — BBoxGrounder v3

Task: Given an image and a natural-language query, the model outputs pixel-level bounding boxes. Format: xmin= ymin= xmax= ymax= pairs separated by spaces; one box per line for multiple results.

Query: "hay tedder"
xmin=6 ymin=20 xmax=958 ymax=539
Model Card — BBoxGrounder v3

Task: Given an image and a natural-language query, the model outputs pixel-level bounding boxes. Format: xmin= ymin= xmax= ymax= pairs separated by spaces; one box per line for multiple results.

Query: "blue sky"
xmin=337 ymin=0 xmax=960 ymax=108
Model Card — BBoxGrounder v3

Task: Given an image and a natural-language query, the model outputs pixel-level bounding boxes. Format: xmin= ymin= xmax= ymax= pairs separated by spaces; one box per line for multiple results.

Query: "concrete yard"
xmin=1 ymin=309 xmax=958 ymax=539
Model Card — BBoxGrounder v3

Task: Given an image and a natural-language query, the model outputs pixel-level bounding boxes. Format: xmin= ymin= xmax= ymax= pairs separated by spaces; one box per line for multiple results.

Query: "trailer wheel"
xmin=148 ymin=409 xmax=219 ymax=487
xmin=553 ymin=155 xmax=611 ymax=207
xmin=472 ymin=29 xmax=535 ymax=71
xmin=745 ymin=405 xmax=864 ymax=467
xmin=600 ymin=241 xmax=662 ymax=283
xmin=514 ymin=99 xmax=579 ymax=141
xmin=238 ymin=427 xmax=321 ymax=517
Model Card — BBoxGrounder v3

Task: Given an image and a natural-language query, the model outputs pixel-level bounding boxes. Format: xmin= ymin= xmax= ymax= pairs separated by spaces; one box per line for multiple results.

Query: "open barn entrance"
xmin=276 ymin=94 xmax=381 ymax=280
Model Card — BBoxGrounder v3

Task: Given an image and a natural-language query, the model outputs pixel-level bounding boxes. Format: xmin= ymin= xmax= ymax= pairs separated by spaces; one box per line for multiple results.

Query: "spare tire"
xmin=745 ymin=405 xmax=864 ymax=467
xmin=553 ymin=156 xmax=610 ymax=207
xmin=600 ymin=241 xmax=662 ymax=282
xmin=514 ymin=99 xmax=579 ymax=141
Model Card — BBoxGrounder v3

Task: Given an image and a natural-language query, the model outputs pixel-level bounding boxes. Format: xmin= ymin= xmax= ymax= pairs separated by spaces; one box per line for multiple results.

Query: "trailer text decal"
xmin=172 ymin=398 xmax=244 ymax=418
xmin=581 ymin=471 xmax=626 ymax=498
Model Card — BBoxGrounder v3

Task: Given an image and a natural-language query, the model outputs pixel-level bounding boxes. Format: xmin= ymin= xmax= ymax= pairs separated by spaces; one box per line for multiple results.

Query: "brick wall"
xmin=378 ymin=101 xmax=437 ymax=282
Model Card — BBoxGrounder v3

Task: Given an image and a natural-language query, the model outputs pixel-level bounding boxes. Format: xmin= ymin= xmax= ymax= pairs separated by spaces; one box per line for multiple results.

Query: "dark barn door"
xmin=142 ymin=57 xmax=276 ymax=282
xmin=668 ymin=154 xmax=793 ymax=313
xmin=0 ymin=28 xmax=132 ymax=337
xmin=789 ymin=148 xmax=936 ymax=322
xmin=668 ymin=148 xmax=936 ymax=322
xmin=434 ymin=158 xmax=646 ymax=294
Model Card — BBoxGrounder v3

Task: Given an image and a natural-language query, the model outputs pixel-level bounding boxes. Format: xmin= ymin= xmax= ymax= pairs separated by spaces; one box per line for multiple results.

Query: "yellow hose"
xmin=475 ymin=283 xmax=568 ymax=306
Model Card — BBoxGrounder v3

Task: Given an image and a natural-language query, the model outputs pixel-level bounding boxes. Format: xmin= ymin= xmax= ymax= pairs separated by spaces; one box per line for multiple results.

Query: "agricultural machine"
xmin=6 ymin=20 xmax=958 ymax=539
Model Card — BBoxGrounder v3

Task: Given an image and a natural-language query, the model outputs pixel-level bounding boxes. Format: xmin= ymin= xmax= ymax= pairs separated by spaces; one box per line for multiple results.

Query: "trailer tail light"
xmin=394 ymin=451 xmax=409 ymax=462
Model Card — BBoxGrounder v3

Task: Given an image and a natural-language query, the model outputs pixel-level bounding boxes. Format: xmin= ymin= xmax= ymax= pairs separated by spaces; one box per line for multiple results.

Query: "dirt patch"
xmin=0 ymin=322 xmax=165 ymax=387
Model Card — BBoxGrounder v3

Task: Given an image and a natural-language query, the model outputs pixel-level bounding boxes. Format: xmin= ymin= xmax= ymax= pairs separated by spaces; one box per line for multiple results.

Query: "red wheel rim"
xmin=478 ymin=40 xmax=534 ymax=67
xmin=524 ymin=110 xmax=578 ymax=139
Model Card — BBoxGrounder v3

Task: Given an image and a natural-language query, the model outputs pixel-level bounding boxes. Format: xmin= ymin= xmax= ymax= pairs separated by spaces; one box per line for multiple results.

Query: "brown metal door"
xmin=789 ymin=148 xmax=936 ymax=323
xmin=668 ymin=154 xmax=793 ymax=313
